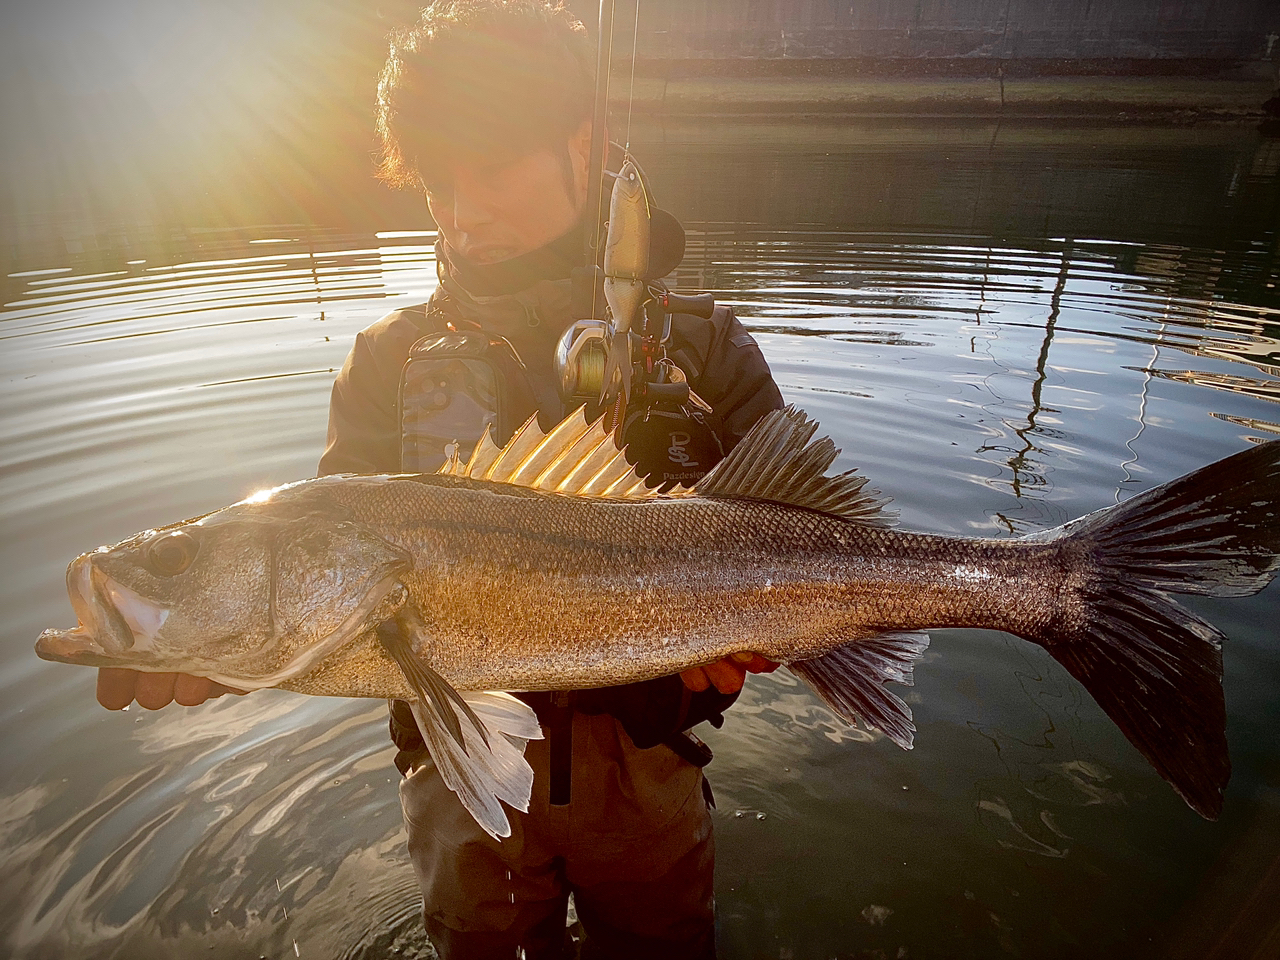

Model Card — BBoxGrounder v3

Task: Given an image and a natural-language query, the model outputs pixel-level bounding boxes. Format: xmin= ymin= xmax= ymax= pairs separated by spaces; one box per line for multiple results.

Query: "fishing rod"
xmin=564 ymin=0 xmax=719 ymax=462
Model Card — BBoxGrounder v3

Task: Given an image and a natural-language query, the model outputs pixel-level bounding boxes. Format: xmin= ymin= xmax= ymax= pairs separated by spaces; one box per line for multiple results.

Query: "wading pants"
xmin=399 ymin=710 xmax=716 ymax=960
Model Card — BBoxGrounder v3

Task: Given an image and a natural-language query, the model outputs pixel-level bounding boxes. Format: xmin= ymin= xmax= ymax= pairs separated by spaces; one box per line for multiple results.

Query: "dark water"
xmin=2 ymin=120 xmax=1279 ymax=959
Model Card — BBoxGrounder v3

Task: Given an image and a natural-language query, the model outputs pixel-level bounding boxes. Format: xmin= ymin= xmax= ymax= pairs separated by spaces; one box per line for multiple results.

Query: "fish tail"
xmin=1037 ymin=438 xmax=1280 ymax=819
xmin=600 ymin=333 xmax=632 ymax=404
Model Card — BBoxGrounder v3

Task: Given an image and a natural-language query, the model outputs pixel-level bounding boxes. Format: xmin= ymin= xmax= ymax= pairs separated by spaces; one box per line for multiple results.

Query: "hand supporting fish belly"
xmin=681 ymin=651 xmax=780 ymax=693
xmin=37 ymin=406 xmax=1280 ymax=838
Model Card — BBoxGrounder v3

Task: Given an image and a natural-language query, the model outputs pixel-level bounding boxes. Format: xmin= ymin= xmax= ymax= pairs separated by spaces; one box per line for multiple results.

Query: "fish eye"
xmin=145 ymin=531 xmax=199 ymax=577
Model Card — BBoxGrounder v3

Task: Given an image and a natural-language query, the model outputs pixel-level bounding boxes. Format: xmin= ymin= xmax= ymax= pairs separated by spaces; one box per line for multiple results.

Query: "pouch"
xmin=399 ymin=331 xmax=536 ymax=473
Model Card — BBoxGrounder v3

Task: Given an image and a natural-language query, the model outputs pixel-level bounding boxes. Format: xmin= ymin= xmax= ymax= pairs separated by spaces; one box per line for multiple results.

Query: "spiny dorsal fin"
xmin=695 ymin=406 xmax=893 ymax=525
xmin=438 ymin=407 xmax=688 ymax=500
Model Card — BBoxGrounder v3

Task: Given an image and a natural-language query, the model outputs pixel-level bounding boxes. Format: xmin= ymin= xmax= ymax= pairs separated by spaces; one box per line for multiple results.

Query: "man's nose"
xmin=449 ymin=187 xmax=494 ymax=235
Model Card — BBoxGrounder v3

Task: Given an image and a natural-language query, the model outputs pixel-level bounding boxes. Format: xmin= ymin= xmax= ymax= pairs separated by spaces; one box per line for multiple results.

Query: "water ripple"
xmin=1 ymin=223 xmax=1277 ymax=959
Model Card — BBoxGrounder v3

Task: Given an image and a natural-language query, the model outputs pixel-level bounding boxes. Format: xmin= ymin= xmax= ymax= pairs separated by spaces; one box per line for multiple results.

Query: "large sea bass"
xmin=36 ymin=408 xmax=1280 ymax=838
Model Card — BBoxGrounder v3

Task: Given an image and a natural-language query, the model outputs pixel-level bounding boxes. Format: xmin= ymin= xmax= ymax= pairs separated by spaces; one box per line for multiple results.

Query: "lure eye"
xmin=146 ymin=531 xmax=199 ymax=577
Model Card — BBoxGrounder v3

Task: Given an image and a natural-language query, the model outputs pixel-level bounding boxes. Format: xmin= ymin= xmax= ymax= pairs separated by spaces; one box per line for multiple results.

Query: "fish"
xmin=35 ymin=406 xmax=1280 ymax=839
xmin=600 ymin=159 xmax=650 ymax=404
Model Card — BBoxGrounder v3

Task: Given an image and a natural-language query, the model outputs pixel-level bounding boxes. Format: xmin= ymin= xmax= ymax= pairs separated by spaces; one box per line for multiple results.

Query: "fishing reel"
xmin=554 ymin=272 xmax=724 ymax=486
xmin=554 ymin=271 xmax=718 ymax=407
xmin=555 ymin=318 xmax=619 ymax=402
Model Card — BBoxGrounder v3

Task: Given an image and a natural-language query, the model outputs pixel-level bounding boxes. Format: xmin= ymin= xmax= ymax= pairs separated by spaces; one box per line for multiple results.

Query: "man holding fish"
xmin=94 ymin=1 xmax=782 ymax=956
xmin=58 ymin=1 xmax=1280 ymax=957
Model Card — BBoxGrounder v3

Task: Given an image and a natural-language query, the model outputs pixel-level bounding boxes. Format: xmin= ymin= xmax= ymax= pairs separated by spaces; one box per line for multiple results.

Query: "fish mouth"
xmin=34 ymin=625 xmax=122 ymax=667
xmin=35 ymin=554 xmax=170 ymax=667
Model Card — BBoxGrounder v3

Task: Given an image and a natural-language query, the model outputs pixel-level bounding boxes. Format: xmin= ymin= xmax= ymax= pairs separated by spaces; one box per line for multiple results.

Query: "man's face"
xmin=423 ymin=120 xmax=592 ymax=265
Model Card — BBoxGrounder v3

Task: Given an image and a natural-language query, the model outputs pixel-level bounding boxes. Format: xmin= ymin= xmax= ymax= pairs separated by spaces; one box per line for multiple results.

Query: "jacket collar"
xmin=434 ymin=241 xmax=574 ymax=339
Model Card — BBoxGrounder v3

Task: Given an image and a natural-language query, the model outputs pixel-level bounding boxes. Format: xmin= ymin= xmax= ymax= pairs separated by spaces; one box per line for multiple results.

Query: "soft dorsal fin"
xmin=438 ymin=407 xmax=672 ymax=500
xmin=695 ymin=406 xmax=893 ymax=525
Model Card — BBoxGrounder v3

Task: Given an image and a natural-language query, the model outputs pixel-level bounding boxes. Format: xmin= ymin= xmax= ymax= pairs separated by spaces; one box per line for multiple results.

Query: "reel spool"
xmin=555 ymin=318 xmax=624 ymax=402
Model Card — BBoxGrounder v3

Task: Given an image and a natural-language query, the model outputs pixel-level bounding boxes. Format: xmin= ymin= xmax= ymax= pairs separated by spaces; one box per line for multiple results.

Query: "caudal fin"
xmin=1037 ymin=438 xmax=1280 ymax=819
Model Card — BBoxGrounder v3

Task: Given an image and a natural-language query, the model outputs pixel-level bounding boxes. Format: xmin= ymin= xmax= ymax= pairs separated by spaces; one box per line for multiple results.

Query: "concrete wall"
xmin=579 ymin=0 xmax=1280 ymax=64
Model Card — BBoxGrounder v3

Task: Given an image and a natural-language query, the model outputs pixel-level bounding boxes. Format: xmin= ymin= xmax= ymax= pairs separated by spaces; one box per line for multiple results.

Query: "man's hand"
xmin=96 ymin=668 xmax=245 ymax=710
xmin=680 ymin=652 xmax=779 ymax=695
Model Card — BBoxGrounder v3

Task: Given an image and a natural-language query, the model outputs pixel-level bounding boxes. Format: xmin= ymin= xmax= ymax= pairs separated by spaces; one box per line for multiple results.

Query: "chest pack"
xmin=398 ymin=327 xmax=537 ymax=474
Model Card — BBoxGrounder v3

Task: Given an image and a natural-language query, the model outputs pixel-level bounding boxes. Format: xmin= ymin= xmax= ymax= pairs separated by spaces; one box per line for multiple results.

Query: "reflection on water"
xmin=2 ymin=121 xmax=1279 ymax=958
xmin=0 ymin=692 xmax=421 ymax=959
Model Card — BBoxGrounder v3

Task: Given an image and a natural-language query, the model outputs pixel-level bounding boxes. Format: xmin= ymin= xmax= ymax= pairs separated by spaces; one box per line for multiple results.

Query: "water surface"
xmin=2 ymin=120 xmax=1278 ymax=959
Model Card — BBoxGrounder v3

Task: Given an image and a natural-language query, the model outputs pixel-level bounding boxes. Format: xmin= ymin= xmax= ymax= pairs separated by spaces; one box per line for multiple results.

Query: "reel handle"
xmin=644 ymin=380 xmax=690 ymax=404
xmin=658 ymin=291 xmax=716 ymax=319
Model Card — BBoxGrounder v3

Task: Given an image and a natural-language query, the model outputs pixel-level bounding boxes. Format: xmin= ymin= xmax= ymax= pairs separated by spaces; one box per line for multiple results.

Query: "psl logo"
xmin=667 ymin=431 xmax=698 ymax=468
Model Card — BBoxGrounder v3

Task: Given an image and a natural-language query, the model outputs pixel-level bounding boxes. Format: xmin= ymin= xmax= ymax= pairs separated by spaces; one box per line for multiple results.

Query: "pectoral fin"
xmin=410 ymin=691 xmax=543 ymax=840
xmin=376 ymin=611 xmax=485 ymax=750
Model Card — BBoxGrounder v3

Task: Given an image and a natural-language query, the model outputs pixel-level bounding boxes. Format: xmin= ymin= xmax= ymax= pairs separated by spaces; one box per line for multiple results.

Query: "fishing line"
xmin=624 ymin=0 xmax=641 ymax=156
xmin=594 ymin=5 xmax=617 ymax=239
xmin=583 ymin=0 xmax=615 ymax=272
xmin=588 ymin=0 xmax=617 ymax=327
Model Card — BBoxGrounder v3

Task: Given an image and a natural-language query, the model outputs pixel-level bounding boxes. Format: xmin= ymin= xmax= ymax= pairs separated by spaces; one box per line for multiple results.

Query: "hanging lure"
xmin=600 ymin=159 xmax=650 ymax=405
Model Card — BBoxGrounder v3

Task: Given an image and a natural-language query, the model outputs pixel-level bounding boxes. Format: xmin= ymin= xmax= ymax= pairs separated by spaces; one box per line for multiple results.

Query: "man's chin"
xmin=453 ymin=240 xmax=524 ymax=265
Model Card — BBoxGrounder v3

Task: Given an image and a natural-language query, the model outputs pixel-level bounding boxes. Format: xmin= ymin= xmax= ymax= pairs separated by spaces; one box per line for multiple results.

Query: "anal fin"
xmin=789 ymin=632 xmax=930 ymax=750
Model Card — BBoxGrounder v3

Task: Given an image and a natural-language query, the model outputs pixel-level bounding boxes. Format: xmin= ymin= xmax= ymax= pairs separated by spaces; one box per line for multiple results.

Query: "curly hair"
xmin=376 ymin=1 xmax=594 ymax=190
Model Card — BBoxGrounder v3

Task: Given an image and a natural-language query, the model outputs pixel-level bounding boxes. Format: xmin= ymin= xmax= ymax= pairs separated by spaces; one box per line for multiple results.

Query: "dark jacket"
xmin=318 ymin=234 xmax=784 ymax=759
